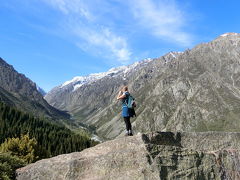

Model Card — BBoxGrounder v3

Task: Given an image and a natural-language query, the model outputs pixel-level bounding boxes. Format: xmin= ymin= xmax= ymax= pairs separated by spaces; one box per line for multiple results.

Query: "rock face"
xmin=45 ymin=33 xmax=240 ymax=140
xmin=17 ymin=132 xmax=240 ymax=180
xmin=0 ymin=57 xmax=69 ymax=119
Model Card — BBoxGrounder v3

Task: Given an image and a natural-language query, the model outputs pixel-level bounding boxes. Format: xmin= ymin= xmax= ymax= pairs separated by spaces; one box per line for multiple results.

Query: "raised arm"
xmin=117 ymin=91 xmax=126 ymax=100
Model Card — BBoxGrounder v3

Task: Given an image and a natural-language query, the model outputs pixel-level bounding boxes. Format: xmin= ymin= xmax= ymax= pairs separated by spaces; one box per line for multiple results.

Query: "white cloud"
xmin=41 ymin=0 xmax=132 ymax=64
xmin=129 ymin=0 xmax=193 ymax=46
xmin=74 ymin=26 xmax=131 ymax=63
xmin=43 ymin=0 xmax=93 ymax=20
xmin=40 ymin=0 xmax=193 ymax=62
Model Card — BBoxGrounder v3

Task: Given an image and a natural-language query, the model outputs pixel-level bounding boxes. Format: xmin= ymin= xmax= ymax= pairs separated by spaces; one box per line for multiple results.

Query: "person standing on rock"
xmin=117 ymin=86 xmax=135 ymax=136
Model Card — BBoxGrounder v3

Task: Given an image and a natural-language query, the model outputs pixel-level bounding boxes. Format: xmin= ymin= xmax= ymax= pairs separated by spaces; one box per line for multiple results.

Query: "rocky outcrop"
xmin=17 ymin=132 xmax=240 ymax=180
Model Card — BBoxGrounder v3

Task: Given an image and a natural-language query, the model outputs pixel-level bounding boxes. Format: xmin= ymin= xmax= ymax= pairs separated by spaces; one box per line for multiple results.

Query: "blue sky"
xmin=0 ymin=0 xmax=240 ymax=92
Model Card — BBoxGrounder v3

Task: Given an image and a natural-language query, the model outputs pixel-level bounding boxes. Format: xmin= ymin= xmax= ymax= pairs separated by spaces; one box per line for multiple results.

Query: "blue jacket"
xmin=121 ymin=92 xmax=130 ymax=117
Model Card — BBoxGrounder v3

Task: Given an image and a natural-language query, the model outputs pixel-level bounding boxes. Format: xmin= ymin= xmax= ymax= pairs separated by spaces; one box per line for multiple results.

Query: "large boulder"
xmin=17 ymin=132 xmax=240 ymax=180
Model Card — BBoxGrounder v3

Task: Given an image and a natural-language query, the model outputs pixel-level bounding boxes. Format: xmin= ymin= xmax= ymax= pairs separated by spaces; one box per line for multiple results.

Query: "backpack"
xmin=127 ymin=95 xmax=136 ymax=117
xmin=126 ymin=95 xmax=136 ymax=109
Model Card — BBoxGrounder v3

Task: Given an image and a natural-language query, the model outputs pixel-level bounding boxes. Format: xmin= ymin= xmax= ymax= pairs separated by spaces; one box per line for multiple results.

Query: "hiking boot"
xmin=128 ymin=130 xmax=133 ymax=136
xmin=128 ymin=131 xmax=133 ymax=136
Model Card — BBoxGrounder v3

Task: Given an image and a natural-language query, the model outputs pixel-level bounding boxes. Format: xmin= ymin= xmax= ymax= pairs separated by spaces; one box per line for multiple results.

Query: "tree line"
xmin=0 ymin=101 xmax=97 ymax=157
xmin=0 ymin=101 xmax=98 ymax=179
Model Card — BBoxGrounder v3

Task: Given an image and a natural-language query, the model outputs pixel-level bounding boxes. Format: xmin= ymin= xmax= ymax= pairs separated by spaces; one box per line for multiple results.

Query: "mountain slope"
xmin=0 ymin=57 xmax=69 ymax=119
xmin=45 ymin=59 xmax=152 ymax=111
xmin=45 ymin=33 xmax=240 ymax=139
xmin=0 ymin=101 xmax=95 ymax=157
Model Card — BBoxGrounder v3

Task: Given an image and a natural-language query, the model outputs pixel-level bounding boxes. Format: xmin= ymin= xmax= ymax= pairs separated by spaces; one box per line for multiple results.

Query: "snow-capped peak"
xmin=61 ymin=76 xmax=86 ymax=87
xmin=60 ymin=59 xmax=152 ymax=92
xmin=60 ymin=66 xmax=128 ymax=90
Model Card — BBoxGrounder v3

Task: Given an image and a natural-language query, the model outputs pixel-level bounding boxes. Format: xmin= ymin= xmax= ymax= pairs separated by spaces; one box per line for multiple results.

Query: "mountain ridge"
xmin=45 ymin=52 xmax=181 ymax=112
xmin=45 ymin=33 xmax=240 ymax=140
xmin=48 ymin=53 xmax=182 ymax=93
xmin=45 ymin=58 xmax=153 ymax=100
xmin=0 ymin=57 xmax=69 ymax=119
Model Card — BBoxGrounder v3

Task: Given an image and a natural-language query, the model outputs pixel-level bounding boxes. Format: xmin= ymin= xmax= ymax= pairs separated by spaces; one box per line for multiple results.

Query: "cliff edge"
xmin=16 ymin=132 xmax=240 ymax=180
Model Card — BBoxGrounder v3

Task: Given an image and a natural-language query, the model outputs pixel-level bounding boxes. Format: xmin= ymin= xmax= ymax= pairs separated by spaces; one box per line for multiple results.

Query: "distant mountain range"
xmin=45 ymin=33 xmax=240 ymax=140
xmin=0 ymin=58 xmax=69 ymax=120
xmin=45 ymin=58 xmax=153 ymax=109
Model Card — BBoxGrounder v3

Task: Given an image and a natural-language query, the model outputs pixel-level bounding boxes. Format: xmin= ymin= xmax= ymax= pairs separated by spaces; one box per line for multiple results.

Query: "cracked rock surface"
xmin=17 ymin=132 xmax=240 ymax=180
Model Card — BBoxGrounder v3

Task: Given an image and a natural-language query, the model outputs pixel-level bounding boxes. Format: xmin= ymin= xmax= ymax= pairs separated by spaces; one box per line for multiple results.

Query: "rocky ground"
xmin=17 ymin=131 xmax=240 ymax=180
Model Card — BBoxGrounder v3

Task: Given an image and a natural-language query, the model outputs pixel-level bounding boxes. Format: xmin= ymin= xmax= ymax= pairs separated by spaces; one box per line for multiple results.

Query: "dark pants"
xmin=124 ymin=117 xmax=132 ymax=131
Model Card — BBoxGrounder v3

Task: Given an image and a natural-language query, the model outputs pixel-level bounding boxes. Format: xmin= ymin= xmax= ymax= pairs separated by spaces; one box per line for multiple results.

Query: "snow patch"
xmin=170 ymin=52 xmax=176 ymax=58
xmin=220 ymin=33 xmax=238 ymax=37
xmin=73 ymin=83 xmax=84 ymax=91
xmin=164 ymin=51 xmax=183 ymax=60
xmin=61 ymin=76 xmax=85 ymax=87
xmin=36 ymin=85 xmax=46 ymax=96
